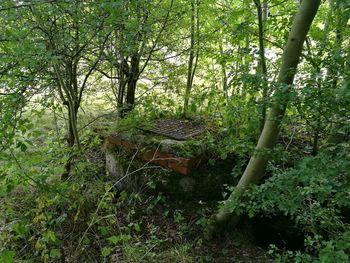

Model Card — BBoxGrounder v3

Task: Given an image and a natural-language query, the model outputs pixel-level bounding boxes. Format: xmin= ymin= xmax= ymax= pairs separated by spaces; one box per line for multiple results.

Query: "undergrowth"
xmin=226 ymin=143 xmax=350 ymax=262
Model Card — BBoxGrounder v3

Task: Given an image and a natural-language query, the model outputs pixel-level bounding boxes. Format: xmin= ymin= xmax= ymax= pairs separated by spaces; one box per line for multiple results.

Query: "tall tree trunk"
xmin=62 ymin=103 xmax=79 ymax=180
xmin=262 ymin=0 xmax=268 ymax=20
xmin=117 ymin=58 xmax=129 ymax=113
xmin=117 ymin=79 xmax=127 ymax=111
xmin=254 ymin=0 xmax=269 ymax=132
xmin=219 ymin=41 xmax=228 ymax=98
xmin=183 ymin=0 xmax=199 ymax=116
xmin=206 ymin=0 xmax=321 ymax=238
xmin=241 ymin=34 xmax=251 ymax=97
xmin=122 ymin=55 xmax=140 ymax=116
xmin=183 ymin=0 xmax=196 ymax=115
xmin=67 ymin=106 xmax=77 ymax=147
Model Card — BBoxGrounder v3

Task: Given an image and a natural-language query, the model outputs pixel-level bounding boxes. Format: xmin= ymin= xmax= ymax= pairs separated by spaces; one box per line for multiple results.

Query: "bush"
xmin=229 ymin=144 xmax=350 ymax=261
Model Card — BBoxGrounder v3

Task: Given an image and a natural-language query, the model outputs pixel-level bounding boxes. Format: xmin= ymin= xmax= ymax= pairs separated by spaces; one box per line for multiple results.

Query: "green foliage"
xmin=112 ymin=110 xmax=154 ymax=134
xmin=226 ymin=144 xmax=350 ymax=260
xmin=0 ymin=94 xmax=32 ymax=152
xmin=0 ymin=120 xmax=114 ymax=261
xmin=0 ymin=250 xmax=15 ymax=263
xmin=0 ymin=0 xmax=350 ymax=261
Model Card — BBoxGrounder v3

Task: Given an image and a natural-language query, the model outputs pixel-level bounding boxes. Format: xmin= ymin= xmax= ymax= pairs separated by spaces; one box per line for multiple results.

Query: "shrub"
xmin=228 ymin=144 xmax=350 ymax=261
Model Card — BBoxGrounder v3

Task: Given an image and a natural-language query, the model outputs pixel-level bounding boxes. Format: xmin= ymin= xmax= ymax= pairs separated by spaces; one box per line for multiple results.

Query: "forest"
xmin=0 ymin=0 xmax=350 ymax=262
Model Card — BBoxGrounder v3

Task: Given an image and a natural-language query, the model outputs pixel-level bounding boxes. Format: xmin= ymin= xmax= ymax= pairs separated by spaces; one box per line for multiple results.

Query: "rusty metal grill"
xmin=148 ymin=119 xmax=205 ymax=140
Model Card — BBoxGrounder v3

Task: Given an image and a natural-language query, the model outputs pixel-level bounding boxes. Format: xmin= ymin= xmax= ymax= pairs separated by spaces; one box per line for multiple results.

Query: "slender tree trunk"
xmin=67 ymin=108 xmax=76 ymax=148
xmin=183 ymin=0 xmax=196 ymax=115
xmin=262 ymin=0 xmax=268 ymax=20
xmin=117 ymin=79 xmax=127 ymax=111
xmin=254 ymin=0 xmax=269 ymax=132
xmin=206 ymin=0 xmax=321 ymax=238
xmin=62 ymin=103 xmax=79 ymax=180
xmin=122 ymin=55 xmax=140 ymax=116
xmin=117 ymin=59 xmax=129 ymax=113
xmin=311 ymin=119 xmax=320 ymax=155
xmin=126 ymin=77 xmax=137 ymax=110
xmin=219 ymin=41 xmax=228 ymax=98
xmin=241 ymin=34 xmax=251 ymax=97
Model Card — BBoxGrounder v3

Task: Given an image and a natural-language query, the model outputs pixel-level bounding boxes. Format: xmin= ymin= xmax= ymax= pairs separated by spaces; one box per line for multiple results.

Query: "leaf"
xmin=98 ymin=226 xmax=109 ymax=236
xmin=134 ymin=223 xmax=141 ymax=232
xmin=107 ymin=234 xmax=131 ymax=245
xmin=20 ymin=142 xmax=27 ymax=152
xmin=0 ymin=250 xmax=15 ymax=263
xmin=107 ymin=235 xmax=119 ymax=245
xmin=82 ymin=237 xmax=91 ymax=245
xmin=43 ymin=230 xmax=57 ymax=243
xmin=12 ymin=222 xmax=28 ymax=239
xmin=220 ymin=152 xmax=227 ymax=160
xmin=50 ymin=249 xmax=61 ymax=258
xmin=101 ymin=247 xmax=111 ymax=257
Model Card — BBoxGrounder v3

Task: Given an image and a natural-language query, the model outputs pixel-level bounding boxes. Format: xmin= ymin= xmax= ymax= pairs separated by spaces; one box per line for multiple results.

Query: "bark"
xmin=117 ymin=79 xmax=127 ymax=111
xmin=262 ymin=0 xmax=268 ymax=20
xmin=62 ymin=99 xmax=80 ymax=180
xmin=206 ymin=0 xmax=321 ymax=238
xmin=183 ymin=0 xmax=199 ymax=115
xmin=117 ymin=58 xmax=129 ymax=111
xmin=121 ymin=55 xmax=140 ymax=116
xmin=241 ymin=34 xmax=251 ymax=97
xmin=219 ymin=41 xmax=228 ymax=98
xmin=53 ymin=62 xmax=81 ymax=180
xmin=254 ymin=0 xmax=269 ymax=132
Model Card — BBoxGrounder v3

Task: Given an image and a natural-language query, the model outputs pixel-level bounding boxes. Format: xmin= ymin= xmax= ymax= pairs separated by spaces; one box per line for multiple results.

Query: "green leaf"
xmin=50 ymin=249 xmax=61 ymax=258
xmin=98 ymin=226 xmax=109 ymax=236
xmin=107 ymin=235 xmax=119 ymax=245
xmin=220 ymin=152 xmax=227 ymax=160
xmin=43 ymin=230 xmax=57 ymax=243
xmin=101 ymin=247 xmax=111 ymax=257
xmin=0 ymin=250 xmax=15 ymax=263
xmin=82 ymin=237 xmax=91 ymax=245
xmin=134 ymin=223 xmax=141 ymax=232
xmin=20 ymin=142 xmax=27 ymax=152
xmin=12 ymin=222 xmax=28 ymax=239
xmin=107 ymin=234 xmax=131 ymax=245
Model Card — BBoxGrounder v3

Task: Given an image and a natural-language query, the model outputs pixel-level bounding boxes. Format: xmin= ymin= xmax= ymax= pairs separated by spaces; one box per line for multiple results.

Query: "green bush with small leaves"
xmin=227 ymin=144 xmax=350 ymax=261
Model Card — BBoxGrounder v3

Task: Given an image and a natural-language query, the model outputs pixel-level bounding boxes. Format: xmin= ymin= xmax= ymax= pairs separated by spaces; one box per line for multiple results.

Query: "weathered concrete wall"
xmin=105 ymin=148 xmax=125 ymax=190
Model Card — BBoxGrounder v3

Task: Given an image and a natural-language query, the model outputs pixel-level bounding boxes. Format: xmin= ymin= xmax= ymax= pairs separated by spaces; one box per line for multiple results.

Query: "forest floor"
xmin=67 ymin=141 xmax=273 ymax=263
xmin=74 ymin=113 xmax=275 ymax=262
xmin=102 ymin=194 xmax=272 ymax=263
xmin=1 ymin=108 xmax=274 ymax=262
xmin=78 ymin=194 xmax=273 ymax=262
xmin=35 ymin=129 xmax=272 ymax=262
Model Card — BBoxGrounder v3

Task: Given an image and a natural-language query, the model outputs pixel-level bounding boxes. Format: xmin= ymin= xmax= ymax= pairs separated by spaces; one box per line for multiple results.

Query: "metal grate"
xmin=148 ymin=119 xmax=205 ymax=140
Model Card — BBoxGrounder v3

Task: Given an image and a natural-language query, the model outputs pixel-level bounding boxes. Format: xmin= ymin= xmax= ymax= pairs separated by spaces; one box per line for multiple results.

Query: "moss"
xmin=168 ymin=138 xmax=206 ymax=158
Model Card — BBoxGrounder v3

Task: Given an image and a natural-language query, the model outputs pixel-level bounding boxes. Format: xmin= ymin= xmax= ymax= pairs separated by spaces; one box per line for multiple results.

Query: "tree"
xmin=254 ymin=0 xmax=269 ymax=132
xmin=183 ymin=0 xmax=200 ymax=115
xmin=1 ymin=1 xmax=112 ymax=178
xmin=206 ymin=0 xmax=322 ymax=237
xmin=100 ymin=0 xmax=174 ymax=116
xmin=326 ymin=0 xmax=350 ymax=144
xmin=34 ymin=2 xmax=109 ymax=150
